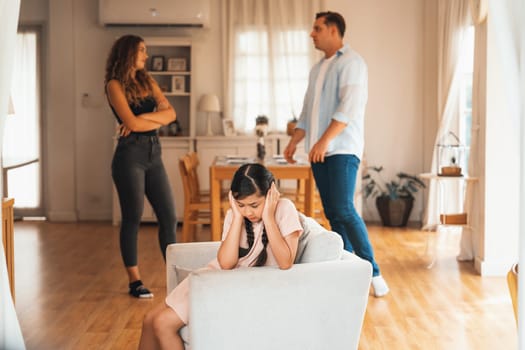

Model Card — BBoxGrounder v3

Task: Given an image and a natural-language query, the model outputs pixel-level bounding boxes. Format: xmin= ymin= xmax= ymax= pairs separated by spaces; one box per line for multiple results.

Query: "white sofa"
xmin=166 ymin=214 xmax=372 ymax=350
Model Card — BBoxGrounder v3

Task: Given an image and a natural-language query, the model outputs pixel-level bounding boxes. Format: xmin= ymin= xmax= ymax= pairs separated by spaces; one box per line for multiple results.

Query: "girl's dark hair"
xmin=231 ymin=163 xmax=274 ymax=200
xmin=104 ymin=34 xmax=154 ymax=105
xmin=316 ymin=11 xmax=346 ymax=38
xmin=231 ymin=163 xmax=275 ymax=267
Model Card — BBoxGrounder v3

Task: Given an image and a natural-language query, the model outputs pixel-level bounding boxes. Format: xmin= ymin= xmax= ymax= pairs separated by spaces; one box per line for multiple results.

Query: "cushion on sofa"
xmin=295 ymin=212 xmax=343 ymax=263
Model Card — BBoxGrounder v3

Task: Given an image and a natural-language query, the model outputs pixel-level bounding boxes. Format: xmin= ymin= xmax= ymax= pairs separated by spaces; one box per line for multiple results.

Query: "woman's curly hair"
xmin=104 ymin=34 xmax=154 ymax=105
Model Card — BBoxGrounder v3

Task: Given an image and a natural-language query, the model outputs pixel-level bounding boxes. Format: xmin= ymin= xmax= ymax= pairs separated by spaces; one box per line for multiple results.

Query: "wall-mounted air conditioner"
xmin=99 ymin=0 xmax=210 ymax=28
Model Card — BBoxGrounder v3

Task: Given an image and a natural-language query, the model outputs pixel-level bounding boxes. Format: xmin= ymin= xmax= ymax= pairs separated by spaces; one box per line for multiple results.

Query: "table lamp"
xmin=198 ymin=94 xmax=220 ymax=136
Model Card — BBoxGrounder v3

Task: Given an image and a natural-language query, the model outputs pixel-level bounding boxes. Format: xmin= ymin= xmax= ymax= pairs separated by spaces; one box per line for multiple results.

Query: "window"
xmin=4 ymin=28 xmax=42 ymax=213
xmin=458 ymin=26 xmax=475 ymax=166
xmin=232 ymin=28 xmax=311 ymax=133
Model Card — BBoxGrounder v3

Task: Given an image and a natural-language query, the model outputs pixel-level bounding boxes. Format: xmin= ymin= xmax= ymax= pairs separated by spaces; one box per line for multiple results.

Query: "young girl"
xmin=105 ymin=35 xmax=177 ymax=298
xmin=139 ymin=163 xmax=303 ymax=350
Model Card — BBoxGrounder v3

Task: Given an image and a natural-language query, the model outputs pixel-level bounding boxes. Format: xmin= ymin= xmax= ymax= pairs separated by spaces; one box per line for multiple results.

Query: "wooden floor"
xmin=11 ymin=220 xmax=516 ymax=350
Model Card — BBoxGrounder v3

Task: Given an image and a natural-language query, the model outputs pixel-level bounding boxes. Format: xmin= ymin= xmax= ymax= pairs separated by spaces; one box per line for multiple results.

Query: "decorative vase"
xmin=168 ymin=120 xmax=182 ymax=136
xmin=255 ymin=115 xmax=269 ymax=161
xmin=257 ymin=137 xmax=266 ymax=161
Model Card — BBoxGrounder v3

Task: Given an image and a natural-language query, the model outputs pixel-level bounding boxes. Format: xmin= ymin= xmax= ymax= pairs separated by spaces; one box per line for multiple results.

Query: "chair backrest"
xmin=179 ymin=153 xmax=202 ymax=204
xmin=179 ymin=156 xmax=194 ymax=206
xmin=187 ymin=152 xmax=202 ymax=194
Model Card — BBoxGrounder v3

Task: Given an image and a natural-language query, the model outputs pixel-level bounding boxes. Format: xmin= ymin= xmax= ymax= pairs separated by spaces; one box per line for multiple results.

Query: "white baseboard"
xmin=47 ymin=210 xmax=114 ymax=222
xmin=46 ymin=210 xmax=77 ymax=222
xmin=474 ymin=256 xmax=515 ymax=276
xmin=77 ymin=210 xmax=112 ymax=221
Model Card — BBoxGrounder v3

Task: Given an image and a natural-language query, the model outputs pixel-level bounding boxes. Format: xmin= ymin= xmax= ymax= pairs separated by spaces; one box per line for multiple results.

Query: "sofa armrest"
xmin=188 ymin=257 xmax=372 ymax=350
xmin=341 ymin=250 xmax=366 ymax=261
xmin=166 ymin=242 xmax=221 ymax=294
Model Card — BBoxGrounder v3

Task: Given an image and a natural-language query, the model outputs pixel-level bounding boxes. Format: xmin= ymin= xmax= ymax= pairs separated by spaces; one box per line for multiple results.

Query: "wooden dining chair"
xmin=187 ymin=151 xmax=229 ymax=197
xmin=187 ymin=152 xmax=207 ymax=196
xmin=179 ymin=155 xmax=209 ymax=242
xmin=179 ymin=153 xmax=229 ymax=242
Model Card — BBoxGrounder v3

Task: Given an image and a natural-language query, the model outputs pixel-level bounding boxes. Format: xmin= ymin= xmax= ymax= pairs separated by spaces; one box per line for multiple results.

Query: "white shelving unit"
xmin=146 ymin=37 xmax=194 ymax=138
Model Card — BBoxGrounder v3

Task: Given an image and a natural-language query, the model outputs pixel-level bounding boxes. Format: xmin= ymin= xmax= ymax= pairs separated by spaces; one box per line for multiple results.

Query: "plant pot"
xmin=375 ymin=196 xmax=414 ymax=227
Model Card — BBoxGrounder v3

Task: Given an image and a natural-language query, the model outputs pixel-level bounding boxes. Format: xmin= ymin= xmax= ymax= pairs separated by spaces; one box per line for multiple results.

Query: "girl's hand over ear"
xmin=262 ymin=182 xmax=280 ymax=222
xmin=228 ymin=191 xmax=242 ymax=221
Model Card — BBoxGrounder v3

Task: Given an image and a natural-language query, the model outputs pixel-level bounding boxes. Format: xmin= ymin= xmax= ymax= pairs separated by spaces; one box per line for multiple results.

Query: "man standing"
xmin=284 ymin=11 xmax=388 ymax=297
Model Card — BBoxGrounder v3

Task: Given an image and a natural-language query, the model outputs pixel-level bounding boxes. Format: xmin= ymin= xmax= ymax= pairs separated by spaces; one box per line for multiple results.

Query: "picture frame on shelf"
xmin=167 ymin=57 xmax=187 ymax=71
xmin=222 ymin=119 xmax=236 ymax=137
xmin=172 ymin=76 xmax=185 ymax=93
xmin=151 ymin=56 xmax=165 ymax=71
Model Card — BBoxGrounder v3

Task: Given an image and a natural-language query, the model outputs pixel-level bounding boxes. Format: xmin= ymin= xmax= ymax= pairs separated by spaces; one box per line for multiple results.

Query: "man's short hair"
xmin=315 ymin=11 xmax=346 ymax=38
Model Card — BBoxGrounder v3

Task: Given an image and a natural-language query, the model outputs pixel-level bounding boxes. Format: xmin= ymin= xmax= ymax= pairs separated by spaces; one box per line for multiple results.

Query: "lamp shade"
xmin=7 ymin=96 xmax=15 ymax=115
xmin=198 ymin=94 xmax=220 ymax=113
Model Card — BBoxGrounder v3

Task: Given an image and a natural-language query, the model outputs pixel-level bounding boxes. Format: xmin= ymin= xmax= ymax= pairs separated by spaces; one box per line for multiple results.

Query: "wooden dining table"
xmin=209 ymin=157 xmax=315 ymax=241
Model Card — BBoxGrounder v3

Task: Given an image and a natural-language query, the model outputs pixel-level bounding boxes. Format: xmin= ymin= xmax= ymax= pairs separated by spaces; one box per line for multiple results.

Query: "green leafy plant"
xmin=362 ymin=166 xmax=426 ymax=200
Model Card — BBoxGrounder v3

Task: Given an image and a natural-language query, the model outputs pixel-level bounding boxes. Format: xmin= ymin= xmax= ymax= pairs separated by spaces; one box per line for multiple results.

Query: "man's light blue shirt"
xmin=296 ymin=44 xmax=368 ymax=159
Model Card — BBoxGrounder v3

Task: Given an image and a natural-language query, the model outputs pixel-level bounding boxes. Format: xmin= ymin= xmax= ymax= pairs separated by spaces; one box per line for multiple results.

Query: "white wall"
xmin=19 ymin=0 xmax=433 ymax=222
xmin=326 ymin=0 xmax=429 ymax=221
xmin=46 ymin=0 xmax=77 ymax=221
xmin=475 ymin=15 xmax=519 ymax=275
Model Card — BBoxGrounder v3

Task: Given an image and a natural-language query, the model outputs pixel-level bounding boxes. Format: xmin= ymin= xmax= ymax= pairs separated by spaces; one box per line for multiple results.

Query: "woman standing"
xmin=105 ymin=35 xmax=177 ymax=298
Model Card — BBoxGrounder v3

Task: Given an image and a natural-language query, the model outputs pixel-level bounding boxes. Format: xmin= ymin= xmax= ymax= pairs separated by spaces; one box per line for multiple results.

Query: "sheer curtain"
xmin=423 ymin=1 xmax=472 ymax=230
xmin=4 ymin=30 xmax=40 ymax=208
xmin=460 ymin=16 xmax=486 ymax=261
xmin=221 ymin=0 xmax=323 ymax=133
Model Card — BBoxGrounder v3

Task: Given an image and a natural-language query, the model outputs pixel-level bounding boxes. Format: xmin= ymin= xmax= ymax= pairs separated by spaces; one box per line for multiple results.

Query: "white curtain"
xmin=221 ymin=0 xmax=323 ymax=133
xmin=0 ymin=1 xmax=25 ymax=349
xmin=4 ymin=30 xmax=40 ymax=207
xmin=5 ymin=31 xmax=39 ymax=162
xmin=423 ymin=0 xmax=472 ymax=230
xmin=460 ymin=16 xmax=486 ymax=261
xmin=487 ymin=0 xmax=524 ymax=344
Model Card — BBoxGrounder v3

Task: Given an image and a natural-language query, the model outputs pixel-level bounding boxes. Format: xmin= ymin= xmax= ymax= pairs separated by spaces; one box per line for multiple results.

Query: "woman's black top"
xmin=110 ymin=95 xmax=158 ymax=136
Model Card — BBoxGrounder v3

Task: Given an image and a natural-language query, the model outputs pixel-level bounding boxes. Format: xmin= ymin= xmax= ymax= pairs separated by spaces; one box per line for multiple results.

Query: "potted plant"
xmin=362 ymin=166 xmax=426 ymax=227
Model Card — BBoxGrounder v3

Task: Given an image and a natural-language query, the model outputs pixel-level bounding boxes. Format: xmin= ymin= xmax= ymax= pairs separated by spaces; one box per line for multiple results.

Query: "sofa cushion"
xmin=295 ymin=212 xmax=343 ymax=263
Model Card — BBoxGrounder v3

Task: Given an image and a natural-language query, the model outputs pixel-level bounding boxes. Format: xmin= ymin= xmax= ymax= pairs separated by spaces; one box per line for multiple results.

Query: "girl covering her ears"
xmin=139 ymin=163 xmax=304 ymax=350
xmin=105 ymin=34 xmax=177 ymax=299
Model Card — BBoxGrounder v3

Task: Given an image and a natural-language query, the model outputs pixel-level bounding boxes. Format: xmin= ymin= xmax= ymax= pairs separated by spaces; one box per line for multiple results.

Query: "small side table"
xmin=2 ymin=198 xmax=15 ymax=302
xmin=419 ymin=173 xmax=478 ymax=268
